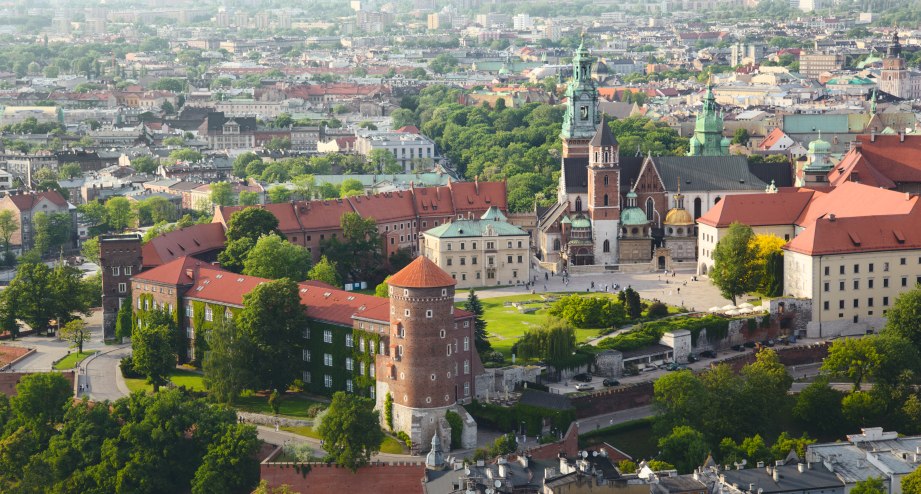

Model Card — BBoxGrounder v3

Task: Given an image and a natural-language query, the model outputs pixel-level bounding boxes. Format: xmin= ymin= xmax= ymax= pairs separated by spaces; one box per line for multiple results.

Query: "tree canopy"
xmin=710 ymin=222 xmax=757 ymax=304
xmin=317 ymin=392 xmax=384 ymax=472
xmin=242 ymin=233 xmax=312 ymax=281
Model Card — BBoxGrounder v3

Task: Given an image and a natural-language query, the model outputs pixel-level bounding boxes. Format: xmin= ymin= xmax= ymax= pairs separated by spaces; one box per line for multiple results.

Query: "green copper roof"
xmin=561 ymin=216 xmax=572 ymax=224
xmin=808 ymin=136 xmax=831 ymax=154
xmin=621 ymin=207 xmax=648 ymax=226
xmin=424 ymin=216 xmax=527 ymax=238
xmin=480 ymin=206 xmax=507 ymax=222
xmin=571 ymin=216 xmax=591 ymax=228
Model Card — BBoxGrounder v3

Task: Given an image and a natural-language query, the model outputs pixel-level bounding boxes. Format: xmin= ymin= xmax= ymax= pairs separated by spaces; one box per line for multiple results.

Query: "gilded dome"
xmin=664 ymin=207 xmax=694 ymax=226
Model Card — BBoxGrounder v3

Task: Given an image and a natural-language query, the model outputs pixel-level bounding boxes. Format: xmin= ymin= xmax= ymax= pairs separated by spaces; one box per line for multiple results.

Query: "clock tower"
xmin=561 ymin=36 xmax=600 ymax=159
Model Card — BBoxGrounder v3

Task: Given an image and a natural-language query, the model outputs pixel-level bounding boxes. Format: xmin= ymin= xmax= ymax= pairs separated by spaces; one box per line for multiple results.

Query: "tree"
xmin=161 ymin=101 xmax=175 ymax=115
xmin=168 ymin=148 xmax=203 ymax=163
xmin=209 ymin=182 xmax=235 ymax=208
xmin=115 ymin=300 xmax=133 ymax=341
xmin=238 ymin=191 xmax=260 ymax=206
xmin=741 ymin=349 xmax=792 ymax=427
xmin=339 ymin=178 xmax=364 ymax=197
xmin=218 ymin=238 xmax=255 ymax=274
xmin=242 ymin=233 xmax=312 ymax=281
xmin=81 ymin=236 xmax=100 ymax=264
xmin=237 ymin=279 xmax=308 ymax=391
xmin=233 ymin=152 xmax=262 ymax=178
xmin=225 ymin=208 xmax=281 ymax=243
xmin=821 ymin=337 xmax=881 ymax=390
xmin=60 ymin=319 xmax=91 ymax=353
xmin=11 ymin=372 xmax=72 ymax=428
xmin=317 ymin=392 xmax=384 ymax=472
xmin=513 ymin=316 xmax=576 ymax=366
xmin=203 ymin=316 xmax=252 ymax=405
xmin=132 ymin=324 xmax=176 ymax=392
xmin=852 ymin=477 xmax=886 ymax=494
xmin=390 ymin=108 xmax=417 ymax=129
xmin=308 ymin=256 xmax=341 ymax=287
xmin=653 ymin=370 xmax=708 ymax=436
xmin=841 ymin=391 xmax=886 ymax=428
xmin=770 ymin=432 xmax=815 ymax=461
xmin=191 ymin=424 xmax=261 ymax=494
xmin=4 ymin=261 xmax=92 ymax=335
xmin=792 ymin=378 xmax=848 ymax=437
xmin=320 ymin=212 xmax=383 ymax=283
xmin=904 ymin=467 xmax=921 ymax=494
xmin=58 ymin=163 xmax=83 ymax=179
xmin=710 ymin=222 xmax=757 ymax=304
xmin=375 ymin=276 xmax=391 ymax=297
xmin=131 ymin=155 xmax=159 ymax=174
xmin=658 ymin=426 xmax=709 ymax=474
xmin=0 ymin=210 xmax=18 ymax=255
xmin=32 ymin=211 xmax=72 ymax=255
xmin=368 ymin=149 xmax=401 ymax=174
xmin=732 ymin=128 xmax=750 ymax=145
xmin=265 ymin=137 xmax=291 ymax=151
xmin=105 ymin=196 xmax=136 ymax=231
xmin=267 ymin=186 xmax=291 ymax=203
xmin=884 ymin=285 xmax=921 ymax=351
xmin=464 ymin=290 xmax=490 ymax=352
xmin=749 ymin=234 xmax=785 ymax=295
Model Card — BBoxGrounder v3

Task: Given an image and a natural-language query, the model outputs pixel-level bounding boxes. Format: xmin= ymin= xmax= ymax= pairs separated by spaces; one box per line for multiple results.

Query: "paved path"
xmin=81 ymin=344 xmax=132 ymax=402
xmin=6 ymin=310 xmax=106 ymax=371
xmin=456 ymin=266 xmax=734 ymax=314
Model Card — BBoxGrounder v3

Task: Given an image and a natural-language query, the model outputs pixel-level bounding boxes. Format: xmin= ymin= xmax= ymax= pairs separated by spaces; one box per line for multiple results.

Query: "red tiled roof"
xmin=297 ymin=280 xmax=389 ymax=326
xmin=142 ymin=223 xmax=226 ymax=268
xmin=6 ymin=191 xmax=68 ymax=210
xmin=296 ymin=198 xmax=356 ymax=230
xmin=185 ymin=266 xmax=266 ymax=307
xmin=697 ymin=189 xmax=816 ymax=228
xmin=132 ymin=256 xmax=202 ymax=285
xmin=785 ymin=208 xmax=921 ymax=256
xmin=387 ymin=256 xmax=456 ymax=288
xmin=348 ymin=191 xmax=416 ymax=222
xmin=794 ymin=181 xmax=915 ymax=226
xmin=758 ymin=128 xmax=787 ymax=150
xmin=412 ymin=185 xmax=455 ymax=216
xmin=827 ymin=145 xmax=897 ymax=188
xmin=843 ymin=134 xmax=921 ymax=184
xmin=395 ymin=125 xmax=420 ymax=134
xmin=449 ymin=181 xmax=507 ymax=212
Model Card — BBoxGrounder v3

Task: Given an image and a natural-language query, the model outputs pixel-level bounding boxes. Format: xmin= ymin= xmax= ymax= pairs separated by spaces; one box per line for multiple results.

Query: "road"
xmin=577 ymin=405 xmax=656 ymax=433
xmin=6 ymin=309 xmax=106 ymax=371
xmin=82 ymin=345 xmax=132 ymax=402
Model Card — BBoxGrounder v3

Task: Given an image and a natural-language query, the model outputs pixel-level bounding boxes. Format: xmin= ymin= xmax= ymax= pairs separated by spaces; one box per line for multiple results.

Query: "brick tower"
xmin=376 ymin=256 xmax=478 ymax=451
xmin=99 ymin=234 xmax=143 ymax=340
xmin=587 ymin=114 xmax=620 ymax=264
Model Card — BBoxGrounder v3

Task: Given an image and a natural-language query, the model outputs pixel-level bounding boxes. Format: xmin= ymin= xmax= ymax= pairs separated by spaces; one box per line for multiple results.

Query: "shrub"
xmin=445 ymin=410 xmax=463 ymax=448
xmin=396 ymin=431 xmax=412 ymax=448
xmin=597 ymin=315 xmax=731 ymax=351
xmin=306 ymin=404 xmax=326 ymax=418
xmin=548 ymin=295 xmax=626 ymax=328
xmin=119 ymin=355 xmax=142 ymax=378
xmin=647 ymin=302 xmax=669 ymax=318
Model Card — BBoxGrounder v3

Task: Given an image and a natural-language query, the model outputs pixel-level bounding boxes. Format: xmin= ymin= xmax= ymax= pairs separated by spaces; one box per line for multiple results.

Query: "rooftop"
xmin=387 ymin=256 xmax=456 ymax=289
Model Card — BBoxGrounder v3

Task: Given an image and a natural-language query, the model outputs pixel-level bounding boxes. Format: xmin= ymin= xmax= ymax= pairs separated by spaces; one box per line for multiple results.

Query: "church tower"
xmin=800 ymin=133 xmax=833 ymax=187
xmin=561 ymin=36 xmax=600 ymax=159
xmin=687 ymin=84 xmax=729 ymax=156
xmin=377 ymin=257 xmax=478 ymax=451
xmin=587 ymin=115 xmax=620 ymax=264
xmin=880 ymin=33 xmax=910 ymax=99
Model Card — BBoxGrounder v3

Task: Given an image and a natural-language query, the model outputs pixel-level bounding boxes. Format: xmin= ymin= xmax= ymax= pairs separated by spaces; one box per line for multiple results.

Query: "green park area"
xmin=53 ymin=351 xmax=94 ymax=370
xmin=124 ymin=367 xmax=207 ymax=393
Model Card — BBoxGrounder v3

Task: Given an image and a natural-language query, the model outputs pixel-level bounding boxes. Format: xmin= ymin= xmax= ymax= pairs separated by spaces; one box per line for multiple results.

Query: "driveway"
xmin=81 ymin=344 xmax=132 ymax=402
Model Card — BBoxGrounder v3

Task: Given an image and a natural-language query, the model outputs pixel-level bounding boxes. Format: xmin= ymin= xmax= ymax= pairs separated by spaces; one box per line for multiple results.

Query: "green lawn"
xmin=234 ymin=393 xmax=326 ymax=419
xmin=53 ymin=351 xmax=94 ymax=370
xmin=123 ymin=368 xmax=207 ymax=393
xmin=460 ymin=292 xmax=617 ymax=357
xmin=281 ymin=426 xmax=322 ymax=439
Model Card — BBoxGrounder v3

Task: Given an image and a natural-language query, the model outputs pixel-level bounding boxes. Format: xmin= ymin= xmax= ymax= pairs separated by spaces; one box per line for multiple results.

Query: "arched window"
xmin=693 ymin=197 xmax=702 ymax=220
xmin=645 ymin=197 xmax=655 ymax=221
xmin=603 ymin=194 xmax=609 ymax=206
xmin=553 ymin=238 xmax=561 ymax=251
xmin=603 ymin=239 xmax=610 ymax=253
xmin=714 ymin=196 xmax=722 ymax=205
xmin=575 ymin=196 xmax=583 ymax=212
xmin=603 ymin=175 xmax=609 ymax=186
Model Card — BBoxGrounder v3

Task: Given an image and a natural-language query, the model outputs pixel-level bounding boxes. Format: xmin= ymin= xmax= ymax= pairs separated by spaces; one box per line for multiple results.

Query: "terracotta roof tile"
xmin=697 ymin=189 xmax=815 ymax=228
xmin=845 ymin=134 xmax=921 ymax=183
xmin=794 ymin=181 xmax=915 ymax=225
xmin=142 ymin=223 xmax=226 ymax=268
xmin=758 ymin=128 xmax=787 ymax=150
xmin=449 ymin=181 xmax=507 ymax=213
xmin=347 ymin=191 xmax=416 ymax=222
xmin=131 ymin=256 xmax=201 ymax=285
xmin=387 ymin=256 xmax=456 ymax=288
xmin=826 ymin=150 xmax=897 ymax=188
xmin=297 ymin=280 xmax=389 ymax=326
xmin=185 ymin=267 xmax=265 ymax=307
xmin=785 ymin=208 xmax=921 ymax=256
xmin=5 ymin=191 xmax=68 ymax=210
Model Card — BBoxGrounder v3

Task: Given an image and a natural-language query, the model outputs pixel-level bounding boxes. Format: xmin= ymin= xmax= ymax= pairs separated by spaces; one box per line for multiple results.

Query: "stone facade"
xmin=594 ymin=350 xmax=624 ymax=378
xmin=660 ymin=330 xmax=692 ymax=363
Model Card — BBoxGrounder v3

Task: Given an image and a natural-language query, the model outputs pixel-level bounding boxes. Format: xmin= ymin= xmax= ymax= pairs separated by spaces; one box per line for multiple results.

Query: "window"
xmin=447 ymin=258 xmax=452 ymax=266
xmin=398 ymin=345 xmax=404 ymax=357
xmin=346 ymin=379 xmax=353 ymax=392
xmin=839 ymin=300 xmax=845 ymax=309
xmin=370 ymin=365 xmax=375 ymax=378
xmin=138 ymin=298 xmax=143 ymax=309
xmin=345 ymin=334 xmax=353 ymax=347
xmin=839 ymin=281 xmax=845 ymax=291
xmin=460 ymin=257 xmax=465 ymax=266
xmin=853 ymin=299 xmax=859 ymax=308
xmin=839 ymin=266 xmax=845 ymax=275
xmin=507 ymin=255 xmax=513 ymax=264
xmin=460 ymin=243 xmax=465 ymax=250
xmin=324 ymin=375 xmax=332 ymax=388
xmin=868 ymin=279 xmax=874 ymax=289
xmin=603 ymin=194 xmax=609 ymax=206
xmin=186 ymin=303 xmax=192 ymax=317
xmin=440 ymin=329 xmax=446 ymax=338
xmin=323 ymin=330 xmax=332 ymax=343
xmin=112 ymin=266 xmax=120 ymax=276
xmin=884 ymin=278 xmax=890 ymax=288
xmin=404 ymin=309 xmax=410 ymax=317
xmin=854 ymin=264 xmax=859 ymax=274
xmin=901 ymin=258 xmax=907 ymax=265
xmin=517 ymin=255 xmax=523 ymax=263
xmin=472 ymin=256 xmax=478 ymax=265
xmin=446 ymin=344 xmax=452 ymax=356
xmin=464 ymin=382 xmax=470 ymax=396
xmin=324 ymin=353 xmax=332 ymax=366
xmin=346 ymin=357 xmax=353 ymax=371
xmin=884 ymin=296 xmax=890 ymax=306
xmin=447 ymin=243 xmax=452 ymax=251
xmin=118 ymin=283 xmax=126 ymax=293
xmin=187 ymin=327 xmax=194 ymax=339
xmin=464 ymin=336 xmax=469 ymax=351
xmin=884 ymin=262 xmax=890 ymax=272
xmin=854 ymin=280 xmax=859 ymax=290
xmin=868 ymin=298 xmax=874 ymax=307
xmin=824 ymin=266 xmax=830 ymax=276
xmin=464 ymin=321 xmax=469 ymax=327
xmin=204 ymin=306 xmax=213 ymax=321
xmin=380 ymin=341 xmax=385 ymax=354
xmin=125 ymin=266 xmax=132 ymax=275
xmin=823 ymin=282 xmax=829 ymax=292
xmin=464 ymin=360 xmax=470 ymax=374
xmin=303 ymin=349 xmax=310 ymax=362
xmin=869 ymin=263 xmax=874 ymax=273
xmin=303 ymin=371 xmax=311 ymax=383
xmin=823 ymin=301 xmax=829 ymax=310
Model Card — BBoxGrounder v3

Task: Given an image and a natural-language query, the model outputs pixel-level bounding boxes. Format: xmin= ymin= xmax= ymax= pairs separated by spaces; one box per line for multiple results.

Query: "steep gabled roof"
xmin=141 ymin=223 xmax=226 ymax=268
xmin=131 ymin=256 xmax=201 ymax=285
xmin=794 ymin=181 xmax=915 ymax=226
xmin=697 ymin=189 xmax=815 ymax=228
xmin=785 ymin=208 xmax=921 ymax=256
xmin=653 ymin=156 xmax=769 ymax=192
xmin=5 ymin=191 xmax=68 ymax=210
xmin=589 ymin=115 xmax=618 ymax=147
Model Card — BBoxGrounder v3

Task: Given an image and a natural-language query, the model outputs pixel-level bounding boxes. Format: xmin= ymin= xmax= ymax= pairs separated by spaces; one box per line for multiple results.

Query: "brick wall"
xmin=0 ymin=370 xmax=75 ymax=397
xmin=260 ymin=461 xmax=425 ymax=493
xmin=526 ymin=421 xmax=580 ymax=460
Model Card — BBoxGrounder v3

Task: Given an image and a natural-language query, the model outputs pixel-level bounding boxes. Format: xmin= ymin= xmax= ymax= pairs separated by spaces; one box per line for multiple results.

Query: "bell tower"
xmin=587 ymin=115 xmax=620 ymax=264
xmin=880 ymin=32 xmax=910 ymax=99
xmin=561 ymin=35 xmax=600 ymax=159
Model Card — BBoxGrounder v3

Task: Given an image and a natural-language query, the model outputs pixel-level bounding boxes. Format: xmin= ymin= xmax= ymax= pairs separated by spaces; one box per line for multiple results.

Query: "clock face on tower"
xmin=580 ymin=105 xmax=588 ymax=120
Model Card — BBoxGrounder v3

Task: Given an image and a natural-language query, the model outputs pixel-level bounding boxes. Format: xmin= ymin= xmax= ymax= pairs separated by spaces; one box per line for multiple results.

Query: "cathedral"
xmin=537 ymin=40 xmax=787 ymax=271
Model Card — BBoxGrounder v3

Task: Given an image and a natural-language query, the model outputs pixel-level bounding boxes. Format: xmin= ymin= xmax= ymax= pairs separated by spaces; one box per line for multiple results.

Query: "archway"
xmin=694 ymin=197 xmax=702 ymax=219
xmin=645 ymin=197 xmax=655 ymax=221
xmin=658 ymin=256 xmax=666 ymax=270
xmin=603 ymin=239 xmax=610 ymax=253
xmin=575 ymin=196 xmax=583 ymax=212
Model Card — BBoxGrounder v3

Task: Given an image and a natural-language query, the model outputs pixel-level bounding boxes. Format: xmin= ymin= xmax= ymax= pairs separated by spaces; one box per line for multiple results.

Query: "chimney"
xmin=798 ymin=463 xmax=806 ymax=473
xmin=900 ymin=131 xmax=906 ymax=142
xmin=829 ymin=213 xmax=836 ymax=222
xmin=871 ymin=129 xmax=876 ymax=142
xmin=474 ymin=175 xmax=479 ymax=194
xmin=773 ymin=468 xmax=780 ymax=482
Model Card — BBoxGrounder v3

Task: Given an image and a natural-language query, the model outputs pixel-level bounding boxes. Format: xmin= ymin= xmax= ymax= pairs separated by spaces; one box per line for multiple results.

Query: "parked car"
xmin=731 ymin=344 xmax=745 ymax=352
xmin=687 ymin=353 xmax=699 ymax=363
xmin=666 ymin=362 xmax=682 ymax=371
xmin=574 ymin=383 xmax=594 ymax=391
xmin=602 ymin=378 xmax=620 ymax=387
xmin=573 ymin=373 xmax=593 ymax=382
xmin=700 ymin=350 xmax=717 ymax=359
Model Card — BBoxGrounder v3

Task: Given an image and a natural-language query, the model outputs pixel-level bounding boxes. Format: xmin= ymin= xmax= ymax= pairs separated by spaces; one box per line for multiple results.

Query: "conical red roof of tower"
xmin=387 ymin=256 xmax=456 ymax=288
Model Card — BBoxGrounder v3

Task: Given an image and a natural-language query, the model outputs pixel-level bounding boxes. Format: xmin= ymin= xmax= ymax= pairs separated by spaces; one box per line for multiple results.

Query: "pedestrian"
xmin=677 ymin=287 xmax=680 ymax=294
xmin=275 ymin=422 xmax=279 ymax=432
xmin=544 ymin=284 xmax=547 ymax=291
xmin=545 ymin=273 xmax=548 ymax=281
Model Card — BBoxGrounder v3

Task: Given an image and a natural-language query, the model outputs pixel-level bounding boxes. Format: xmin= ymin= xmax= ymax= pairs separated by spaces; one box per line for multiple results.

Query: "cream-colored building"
xmin=421 ymin=206 xmax=530 ymax=289
xmin=697 ymin=180 xmax=921 ymax=337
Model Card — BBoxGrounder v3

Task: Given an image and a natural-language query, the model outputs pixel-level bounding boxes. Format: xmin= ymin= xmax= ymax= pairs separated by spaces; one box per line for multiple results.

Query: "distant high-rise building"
xmin=543 ymin=21 xmax=561 ymax=42
xmin=215 ymin=9 xmax=229 ymax=28
xmin=512 ymin=13 xmax=532 ymax=31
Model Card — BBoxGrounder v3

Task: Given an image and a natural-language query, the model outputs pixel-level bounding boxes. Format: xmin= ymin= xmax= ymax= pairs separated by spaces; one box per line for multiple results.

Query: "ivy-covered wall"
xmin=133 ymin=292 xmax=185 ymax=359
xmin=352 ymin=328 xmax=384 ymax=397
xmin=187 ymin=300 xmax=237 ymax=366
xmin=302 ymin=320 xmax=355 ymax=397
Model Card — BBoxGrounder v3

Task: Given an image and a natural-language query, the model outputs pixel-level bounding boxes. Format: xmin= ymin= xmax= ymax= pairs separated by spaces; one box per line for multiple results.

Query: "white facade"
xmin=354 ymin=131 xmax=436 ymax=172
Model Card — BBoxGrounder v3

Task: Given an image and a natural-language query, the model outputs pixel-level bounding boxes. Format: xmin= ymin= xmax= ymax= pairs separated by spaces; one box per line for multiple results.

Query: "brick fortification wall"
xmin=260 ymin=461 xmax=425 ymax=493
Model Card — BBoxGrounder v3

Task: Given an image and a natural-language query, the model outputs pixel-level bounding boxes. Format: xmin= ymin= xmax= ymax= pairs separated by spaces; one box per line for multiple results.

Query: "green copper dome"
xmin=621 ymin=207 xmax=648 ymax=226
xmin=808 ymin=136 xmax=831 ymax=154
xmin=571 ymin=215 xmax=591 ymax=229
